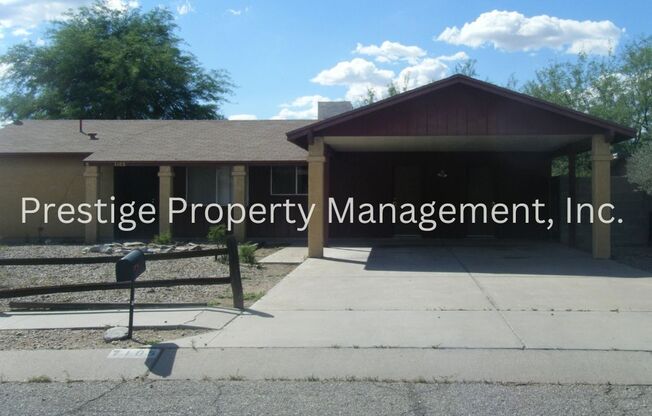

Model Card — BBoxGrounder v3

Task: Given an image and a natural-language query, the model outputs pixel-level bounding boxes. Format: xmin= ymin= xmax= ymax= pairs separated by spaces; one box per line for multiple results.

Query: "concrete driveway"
xmin=178 ymin=242 xmax=652 ymax=352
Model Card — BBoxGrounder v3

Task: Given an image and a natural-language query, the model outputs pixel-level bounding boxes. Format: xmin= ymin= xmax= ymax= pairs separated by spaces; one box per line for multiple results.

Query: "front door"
xmin=113 ymin=166 xmax=160 ymax=240
xmin=465 ymin=165 xmax=495 ymax=237
xmin=393 ymin=165 xmax=422 ymax=236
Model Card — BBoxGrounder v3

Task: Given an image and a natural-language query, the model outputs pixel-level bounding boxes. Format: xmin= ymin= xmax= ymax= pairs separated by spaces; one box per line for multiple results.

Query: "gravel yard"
xmin=0 ymin=328 xmax=206 ymax=350
xmin=0 ymin=244 xmax=296 ymax=311
xmin=0 ymin=243 xmax=296 ymax=350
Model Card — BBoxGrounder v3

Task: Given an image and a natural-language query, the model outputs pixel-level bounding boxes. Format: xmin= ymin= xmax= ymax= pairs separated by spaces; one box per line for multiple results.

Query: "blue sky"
xmin=0 ymin=0 xmax=650 ymax=120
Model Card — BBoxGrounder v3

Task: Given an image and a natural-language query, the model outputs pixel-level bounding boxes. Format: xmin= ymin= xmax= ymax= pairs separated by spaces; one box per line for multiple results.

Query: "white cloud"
xmin=312 ymin=58 xmax=395 ymax=86
xmin=35 ymin=37 xmax=45 ymax=46
xmin=228 ymin=114 xmax=257 ymax=120
xmin=11 ymin=27 xmax=30 ymax=37
xmin=397 ymin=52 xmax=468 ymax=89
xmin=0 ymin=1 xmax=138 ymax=39
xmin=0 ymin=1 xmax=85 ymax=39
xmin=105 ymin=0 xmax=139 ymax=11
xmin=227 ymin=7 xmax=249 ymax=16
xmin=310 ymin=50 xmax=468 ymax=102
xmin=176 ymin=0 xmax=193 ymax=16
xmin=354 ymin=41 xmax=426 ymax=64
xmin=272 ymin=95 xmax=331 ymax=120
xmin=311 ymin=58 xmax=396 ymax=101
xmin=436 ymin=10 xmax=621 ymax=55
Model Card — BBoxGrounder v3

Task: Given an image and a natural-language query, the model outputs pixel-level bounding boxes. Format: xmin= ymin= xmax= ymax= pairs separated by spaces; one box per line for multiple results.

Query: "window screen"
xmin=216 ymin=166 xmax=232 ymax=205
xmin=271 ymin=166 xmax=297 ymax=195
xmin=297 ymin=166 xmax=308 ymax=194
xmin=187 ymin=167 xmax=216 ymax=204
xmin=187 ymin=166 xmax=233 ymax=204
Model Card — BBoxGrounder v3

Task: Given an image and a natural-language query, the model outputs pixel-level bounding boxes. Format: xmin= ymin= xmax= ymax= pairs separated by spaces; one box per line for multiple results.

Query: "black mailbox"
xmin=116 ymin=249 xmax=146 ymax=282
xmin=115 ymin=249 xmax=146 ymax=340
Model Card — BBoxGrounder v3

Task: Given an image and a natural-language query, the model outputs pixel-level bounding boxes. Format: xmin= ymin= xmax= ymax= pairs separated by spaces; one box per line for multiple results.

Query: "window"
xmin=271 ymin=166 xmax=308 ymax=195
xmin=187 ymin=166 xmax=232 ymax=204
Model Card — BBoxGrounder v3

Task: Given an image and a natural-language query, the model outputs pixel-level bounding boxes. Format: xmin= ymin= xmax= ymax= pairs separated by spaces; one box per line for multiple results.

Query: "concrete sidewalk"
xmin=0 ymin=307 xmax=240 ymax=330
xmin=1 ymin=347 xmax=652 ymax=384
xmin=258 ymin=246 xmax=307 ymax=264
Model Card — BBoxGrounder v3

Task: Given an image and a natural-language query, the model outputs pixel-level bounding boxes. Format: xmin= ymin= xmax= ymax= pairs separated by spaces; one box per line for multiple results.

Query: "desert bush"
xmin=151 ymin=231 xmax=172 ymax=245
xmin=207 ymin=225 xmax=227 ymax=245
xmin=239 ymin=243 xmax=257 ymax=265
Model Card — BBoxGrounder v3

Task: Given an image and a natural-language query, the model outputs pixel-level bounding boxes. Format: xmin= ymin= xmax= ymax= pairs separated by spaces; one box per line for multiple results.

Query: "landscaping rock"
xmin=99 ymin=245 xmax=114 ymax=254
xmin=103 ymin=326 xmax=129 ymax=342
xmin=87 ymin=245 xmax=103 ymax=253
xmin=123 ymin=242 xmax=146 ymax=249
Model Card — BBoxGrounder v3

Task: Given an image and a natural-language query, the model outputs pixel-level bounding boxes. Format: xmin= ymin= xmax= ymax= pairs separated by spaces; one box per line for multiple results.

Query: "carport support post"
xmin=591 ymin=134 xmax=611 ymax=259
xmin=158 ymin=166 xmax=174 ymax=236
xmin=232 ymin=165 xmax=247 ymax=242
xmin=568 ymin=152 xmax=577 ymax=248
xmin=308 ymin=136 xmax=326 ymax=258
xmin=83 ymin=165 xmax=99 ymax=244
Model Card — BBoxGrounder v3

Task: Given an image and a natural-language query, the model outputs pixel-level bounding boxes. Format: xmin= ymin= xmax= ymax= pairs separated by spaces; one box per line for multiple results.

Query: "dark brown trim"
xmin=0 ymin=152 xmax=93 ymax=157
xmin=286 ymin=74 xmax=636 ymax=145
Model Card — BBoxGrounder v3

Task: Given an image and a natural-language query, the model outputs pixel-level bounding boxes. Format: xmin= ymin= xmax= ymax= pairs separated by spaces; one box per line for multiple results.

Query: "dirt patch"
xmin=0 ymin=328 xmax=206 ymax=350
xmin=0 ymin=244 xmax=297 ymax=311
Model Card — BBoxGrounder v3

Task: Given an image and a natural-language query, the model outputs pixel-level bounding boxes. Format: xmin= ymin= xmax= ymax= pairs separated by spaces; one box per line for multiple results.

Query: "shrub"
xmin=151 ymin=231 xmax=172 ymax=245
xmin=239 ymin=243 xmax=257 ymax=265
xmin=207 ymin=225 xmax=227 ymax=245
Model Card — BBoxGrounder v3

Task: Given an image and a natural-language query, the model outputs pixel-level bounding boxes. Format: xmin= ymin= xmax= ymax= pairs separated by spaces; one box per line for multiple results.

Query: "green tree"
xmin=627 ymin=141 xmax=652 ymax=195
xmin=0 ymin=1 xmax=232 ymax=120
xmin=453 ymin=59 xmax=478 ymax=77
xmin=359 ymin=87 xmax=377 ymax=106
xmin=522 ymin=38 xmax=652 ymax=176
xmin=387 ymin=75 xmax=409 ymax=97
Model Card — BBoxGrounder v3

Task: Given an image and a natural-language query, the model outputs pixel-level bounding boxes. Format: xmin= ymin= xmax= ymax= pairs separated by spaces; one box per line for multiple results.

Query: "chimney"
xmin=317 ymin=101 xmax=353 ymax=120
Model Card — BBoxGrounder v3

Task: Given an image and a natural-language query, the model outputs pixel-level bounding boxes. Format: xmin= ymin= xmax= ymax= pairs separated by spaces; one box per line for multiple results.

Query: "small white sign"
xmin=107 ymin=348 xmax=161 ymax=360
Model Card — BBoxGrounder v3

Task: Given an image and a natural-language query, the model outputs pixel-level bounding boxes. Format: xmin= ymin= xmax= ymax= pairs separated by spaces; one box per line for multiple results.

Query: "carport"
xmin=286 ymin=75 xmax=635 ymax=259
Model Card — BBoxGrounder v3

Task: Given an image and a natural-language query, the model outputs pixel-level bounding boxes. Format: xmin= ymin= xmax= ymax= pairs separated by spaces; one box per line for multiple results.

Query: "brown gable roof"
xmin=286 ymin=74 xmax=636 ymax=148
xmin=0 ymin=119 xmax=310 ymax=163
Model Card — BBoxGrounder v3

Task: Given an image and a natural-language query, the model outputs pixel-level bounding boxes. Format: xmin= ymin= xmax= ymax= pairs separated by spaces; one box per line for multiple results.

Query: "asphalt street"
xmin=0 ymin=380 xmax=649 ymax=416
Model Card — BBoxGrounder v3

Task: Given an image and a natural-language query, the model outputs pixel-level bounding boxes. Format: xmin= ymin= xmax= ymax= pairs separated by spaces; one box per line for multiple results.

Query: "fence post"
xmin=226 ymin=236 xmax=244 ymax=309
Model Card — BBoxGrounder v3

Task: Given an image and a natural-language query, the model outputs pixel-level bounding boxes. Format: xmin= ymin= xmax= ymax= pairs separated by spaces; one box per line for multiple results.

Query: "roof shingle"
xmin=0 ymin=120 xmax=310 ymax=163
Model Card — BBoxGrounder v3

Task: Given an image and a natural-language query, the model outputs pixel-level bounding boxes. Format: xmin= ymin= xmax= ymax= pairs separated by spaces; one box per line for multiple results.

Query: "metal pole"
xmin=127 ymin=279 xmax=135 ymax=339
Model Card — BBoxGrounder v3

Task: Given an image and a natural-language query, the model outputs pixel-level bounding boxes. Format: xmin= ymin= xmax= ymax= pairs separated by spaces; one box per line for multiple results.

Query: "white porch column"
xmin=83 ymin=165 xmax=99 ymax=244
xmin=308 ymin=136 xmax=326 ymax=258
xmin=232 ymin=165 xmax=247 ymax=242
xmin=591 ymin=134 xmax=611 ymax=259
xmin=158 ymin=166 xmax=174 ymax=236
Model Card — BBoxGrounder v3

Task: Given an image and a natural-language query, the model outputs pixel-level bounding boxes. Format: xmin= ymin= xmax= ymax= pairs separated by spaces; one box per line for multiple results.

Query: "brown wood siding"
xmin=247 ymin=165 xmax=308 ymax=239
xmin=329 ymin=152 xmax=552 ymax=240
xmin=320 ymin=84 xmax=604 ymax=137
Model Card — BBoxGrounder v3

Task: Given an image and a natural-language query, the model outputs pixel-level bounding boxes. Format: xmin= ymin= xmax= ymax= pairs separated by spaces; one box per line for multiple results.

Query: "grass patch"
xmin=243 ymin=292 xmax=265 ymax=302
xmin=27 ymin=375 xmax=52 ymax=383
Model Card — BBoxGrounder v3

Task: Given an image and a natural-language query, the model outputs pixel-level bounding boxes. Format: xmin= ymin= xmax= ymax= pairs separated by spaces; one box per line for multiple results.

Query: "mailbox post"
xmin=116 ymin=249 xmax=146 ymax=339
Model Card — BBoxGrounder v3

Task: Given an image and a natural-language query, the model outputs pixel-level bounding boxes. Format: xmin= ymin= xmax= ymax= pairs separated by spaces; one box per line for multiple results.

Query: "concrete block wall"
xmin=560 ymin=175 xmax=652 ymax=249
